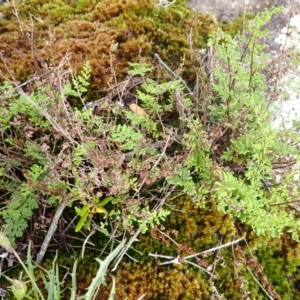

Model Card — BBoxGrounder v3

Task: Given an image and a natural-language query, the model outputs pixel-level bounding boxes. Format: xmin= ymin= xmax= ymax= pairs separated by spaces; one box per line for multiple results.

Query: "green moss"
xmin=106 ymin=196 xmax=300 ymax=299
xmin=220 ymin=13 xmax=255 ymax=36
xmin=253 ymin=232 xmax=300 ymax=299
xmin=99 ymin=262 xmax=212 ymax=300
xmin=119 ymin=195 xmax=236 ymax=262
xmin=6 ymin=196 xmax=296 ymax=300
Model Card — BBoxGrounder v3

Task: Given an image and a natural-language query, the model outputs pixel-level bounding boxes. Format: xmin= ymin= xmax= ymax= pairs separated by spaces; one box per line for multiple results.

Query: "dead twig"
xmin=154 ymin=53 xmax=193 ymax=95
xmin=149 ymin=237 xmax=245 ymax=279
xmin=36 ymin=200 xmax=67 ymax=264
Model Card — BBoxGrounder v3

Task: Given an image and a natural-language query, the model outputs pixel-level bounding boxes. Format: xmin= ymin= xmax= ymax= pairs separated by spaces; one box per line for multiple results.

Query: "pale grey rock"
xmin=186 ymin=0 xmax=300 ymax=51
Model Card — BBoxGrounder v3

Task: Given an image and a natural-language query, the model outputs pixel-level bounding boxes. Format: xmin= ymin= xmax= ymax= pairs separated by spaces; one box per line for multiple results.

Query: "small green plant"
xmin=0 ymin=57 xmax=183 ymax=249
xmin=165 ymin=7 xmax=300 ymax=241
xmin=64 ymin=61 xmax=92 ymax=97
xmin=4 ymin=276 xmax=28 ymax=300
xmin=0 ymin=231 xmax=45 ymax=300
xmin=128 ymin=62 xmax=153 ymax=77
xmin=74 ymin=196 xmax=112 ymax=232
xmin=0 ymin=231 xmax=125 ymax=299
xmin=0 ymin=164 xmax=49 ymax=243
xmin=208 ymin=8 xmax=300 ymax=241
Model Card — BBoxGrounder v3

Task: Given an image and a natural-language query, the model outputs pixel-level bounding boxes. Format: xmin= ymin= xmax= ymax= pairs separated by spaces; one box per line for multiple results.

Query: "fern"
xmin=137 ymin=78 xmax=182 ymax=114
xmin=64 ymin=61 xmax=91 ymax=97
xmin=215 ymin=170 xmax=300 ymax=240
xmin=111 ymin=124 xmax=145 ymax=151
xmin=210 ymin=8 xmax=300 ymax=240
xmin=128 ymin=62 xmax=153 ymax=76
xmin=1 ymin=184 xmax=39 ymax=242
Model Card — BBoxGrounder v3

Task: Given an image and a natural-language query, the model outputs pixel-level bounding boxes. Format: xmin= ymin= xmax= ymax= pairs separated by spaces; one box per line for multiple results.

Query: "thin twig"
xmin=247 ymin=267 xmax=274 ymax=300
xmin=36 ymin=200 xmax=67 ymax=264
xmin=209 ymin=236 xmax=224 ymax=280
xmin=148 ymin=238 xmax=244 ymax=279
xmin=16 ymin=87 xmax=80 ymax=146
xmin=184 ymin=237 xmax=244 ymax=259
xmin=154 ymin=53 xmax=193 ymax=95
xmin=156 ymin=228 xmax=181 ymax=247
xmin=148 ymin=252 xmax=216 ymax=278
xmin=185 ymin=259 xmax=216 ymax=278
xmin=132 ymin=132 xmax=171 ymax=198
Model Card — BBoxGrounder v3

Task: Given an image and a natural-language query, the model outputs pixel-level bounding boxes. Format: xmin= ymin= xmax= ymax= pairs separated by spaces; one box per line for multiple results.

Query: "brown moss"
xmin=0 ymin=0 xmax=216 ymax=93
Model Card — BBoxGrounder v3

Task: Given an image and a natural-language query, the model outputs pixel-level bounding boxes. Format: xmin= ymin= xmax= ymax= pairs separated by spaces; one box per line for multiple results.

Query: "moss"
xmin=104 ymin=196 xmax=300 ymax=299
xmin=103 ymin=195 xmax=243 ymax=299
xmin=98 ymin=262 xmax=212 ymax=300
xmin=0 ymin=0 xmax=215 ymax=93
xmin=253 ymin=232 xmax=300 ymax=299
xmin=220 ymin=13 xmax=255 ymax=36
xmin=2 ymin=2 xmax=299 ymax=299
xmin=3 ymin=196 xmax=296 ymax=299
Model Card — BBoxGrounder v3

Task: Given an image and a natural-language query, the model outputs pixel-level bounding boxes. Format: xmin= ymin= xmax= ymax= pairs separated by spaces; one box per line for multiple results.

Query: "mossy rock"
xmin=0 ymin=0 xmax=216 ymax=92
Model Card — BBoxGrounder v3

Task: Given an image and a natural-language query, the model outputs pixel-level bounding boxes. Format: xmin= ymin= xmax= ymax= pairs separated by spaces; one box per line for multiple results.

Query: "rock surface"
xmin=186 ymin=0 xmax=300 ymax=51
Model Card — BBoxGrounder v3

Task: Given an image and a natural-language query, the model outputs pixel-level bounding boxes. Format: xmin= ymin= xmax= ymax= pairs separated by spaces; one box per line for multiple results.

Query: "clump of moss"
xmin=99 ymin=195 xmax=300 ymax=299
xmin=0 ymin=0 xmax=216 ymax=92
xmin=15 ymin=195 xmax=299 ymax=299
xmin=220 ymin=13 xmax=255 ymax=36
xmin=133 ymin=195 xmax=237 ymax=258
xmin=97 ymin=195 xmax=244 ymax=299
xmin=252 ymin=232 xmax=300 ymax=299
xmin=99 ymin=261 xmax=212 ymax=300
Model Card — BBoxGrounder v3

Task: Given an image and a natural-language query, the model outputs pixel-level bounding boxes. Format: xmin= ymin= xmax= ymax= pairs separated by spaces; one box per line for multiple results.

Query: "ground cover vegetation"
xmin=0 ymin=0 xmax=300 ymax=299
